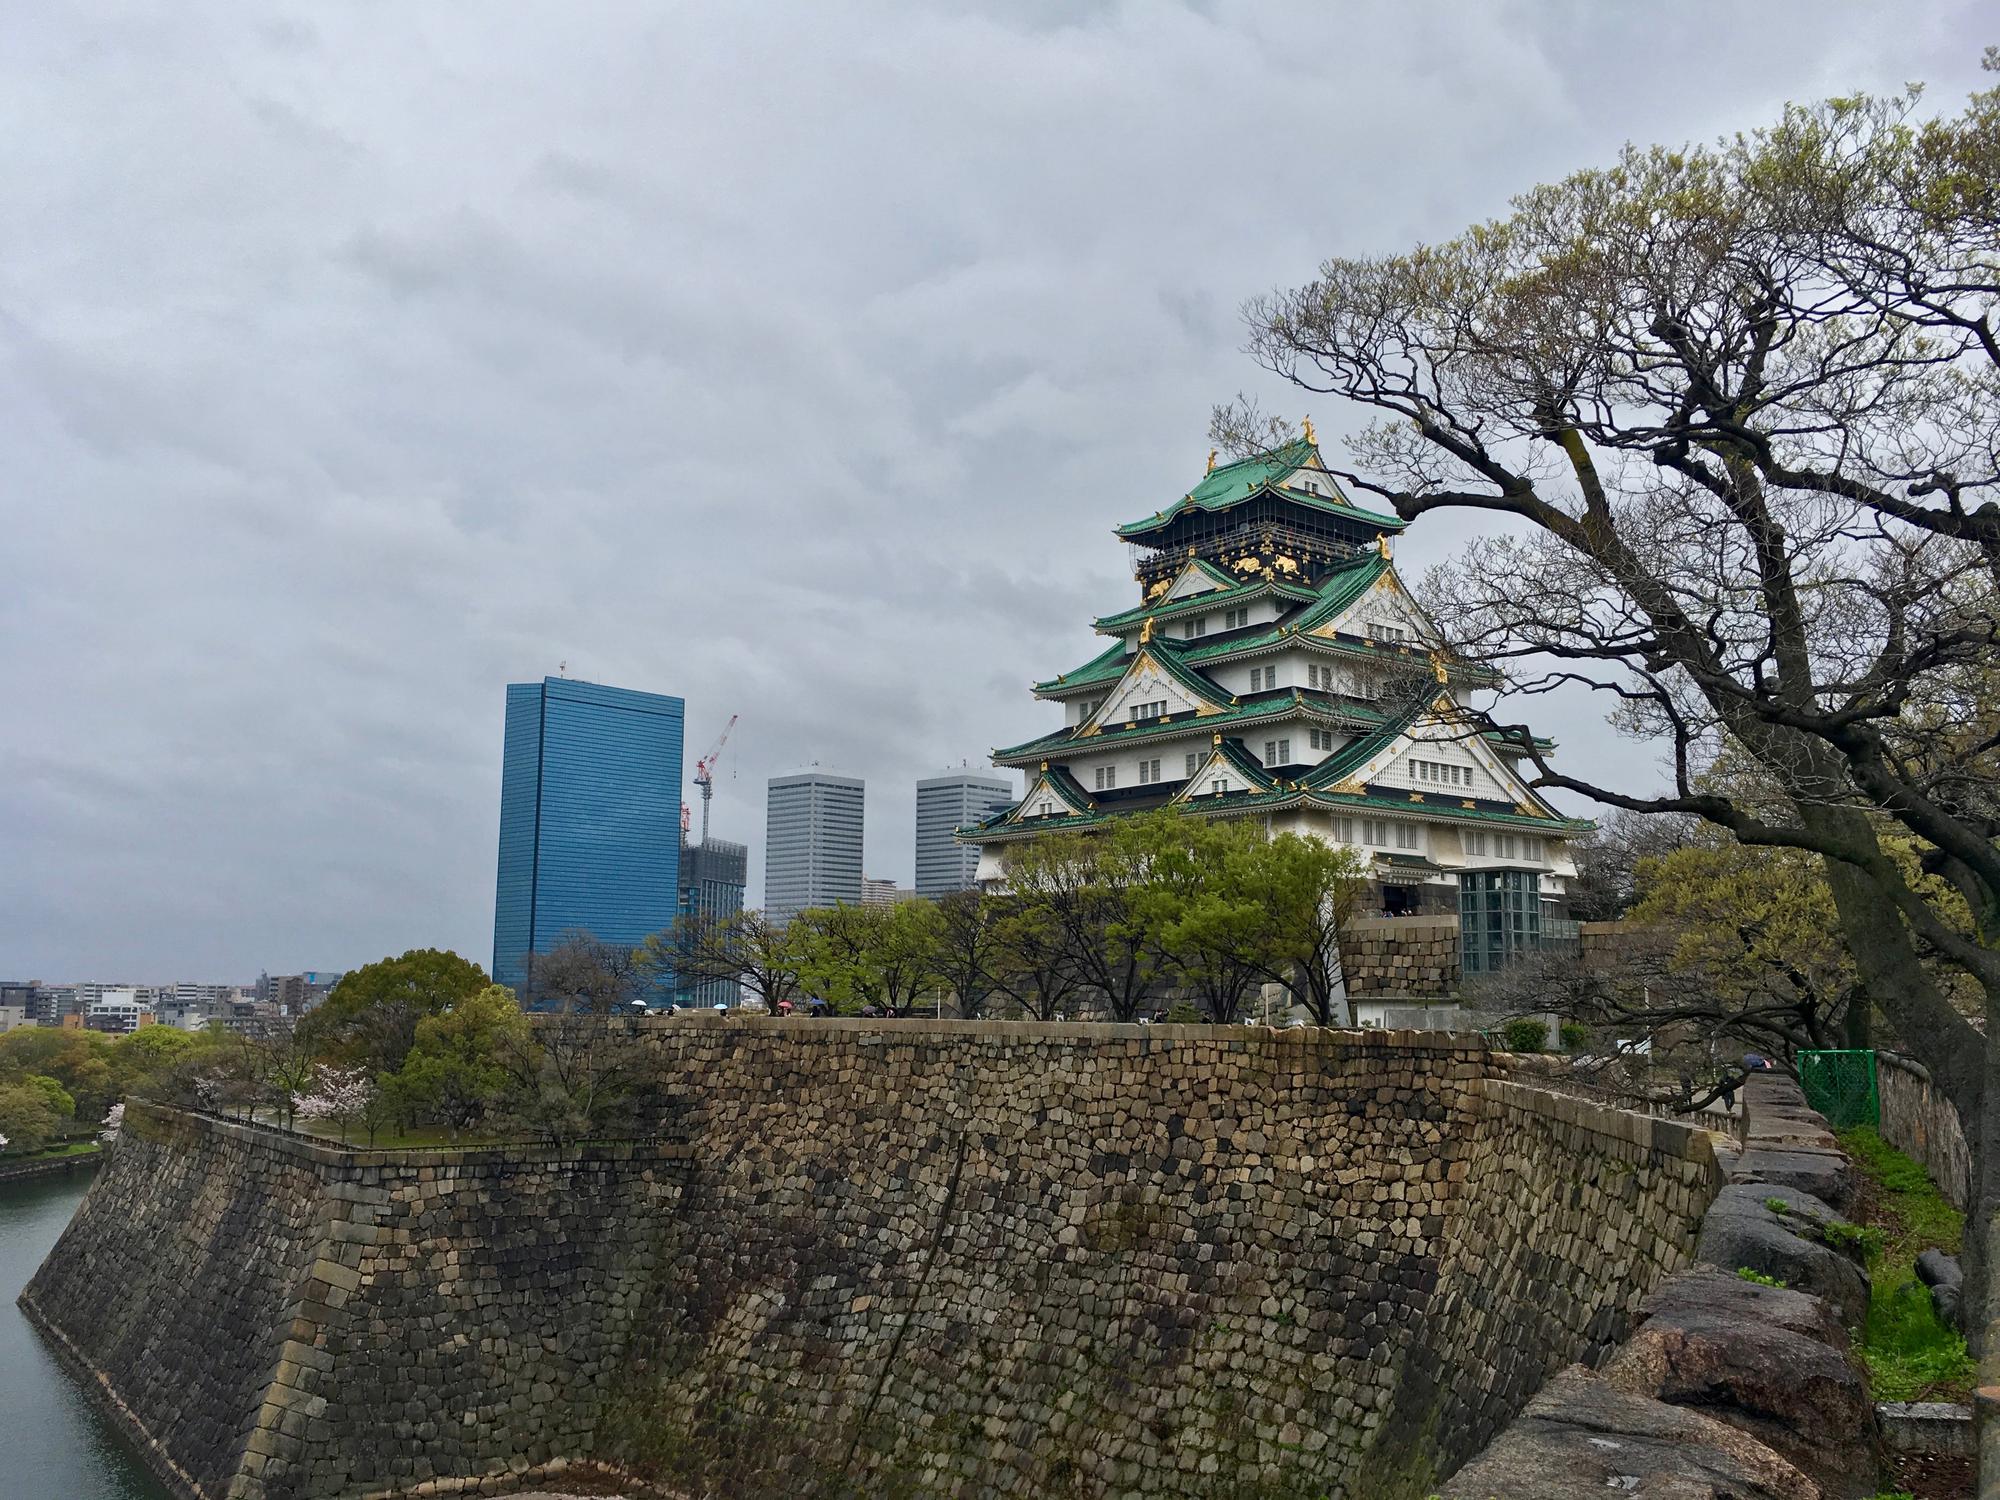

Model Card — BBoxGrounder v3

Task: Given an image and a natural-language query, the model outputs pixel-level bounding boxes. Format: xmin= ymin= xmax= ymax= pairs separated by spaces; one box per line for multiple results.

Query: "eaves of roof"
xmin=1114 ymin=441 xmax=1406 ymax=540
xmin=1033 ymin=640 xmax=1130 ymax=696
xmin=1092 ymin=575 xmax=1317 ymax=633
xmin=967 ymin=787 xmax=1594 ymax=843
xmin=992 ymin=692 xmax=1390 ymax=765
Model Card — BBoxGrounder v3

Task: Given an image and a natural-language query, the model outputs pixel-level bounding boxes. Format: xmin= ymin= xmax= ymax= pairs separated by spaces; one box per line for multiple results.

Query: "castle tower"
xmin=966 ymin=434 xmax=1588 ymax=959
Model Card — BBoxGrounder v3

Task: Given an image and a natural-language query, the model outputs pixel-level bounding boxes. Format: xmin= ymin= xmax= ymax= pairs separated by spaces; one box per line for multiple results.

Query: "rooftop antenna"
xmin=557 ymin=659 xmax=568 ymax=678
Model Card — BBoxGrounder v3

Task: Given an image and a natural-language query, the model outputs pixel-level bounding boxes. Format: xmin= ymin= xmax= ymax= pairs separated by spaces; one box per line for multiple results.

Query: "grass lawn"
xmin=1838 ymin=1126 xmax=1975 ymax=1403
xmin=0 ymin=1139 xmax=101 ymax=1163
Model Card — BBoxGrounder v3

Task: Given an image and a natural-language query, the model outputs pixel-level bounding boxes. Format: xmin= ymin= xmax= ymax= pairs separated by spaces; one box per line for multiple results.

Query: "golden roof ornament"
xmin=1376 ymin=534 xmax=1393 ymax=559
xmin=1429 ymin=651 xmax=1449 ymax=684
xmin=1302 ymin=416 xmax=1316 ymax=445
xmin=1206 ymin=449 xmax=1217 ymax=472
xmin=1212 ymin=732 xmax=1222 ymax=745
xmin=1140 ymin=617 xmax=1155 ymax=644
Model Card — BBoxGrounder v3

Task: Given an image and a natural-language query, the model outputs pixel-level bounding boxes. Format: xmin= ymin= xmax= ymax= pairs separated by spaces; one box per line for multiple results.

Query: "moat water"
xmin=0 ymin=1167 xmax=172 ymax=1500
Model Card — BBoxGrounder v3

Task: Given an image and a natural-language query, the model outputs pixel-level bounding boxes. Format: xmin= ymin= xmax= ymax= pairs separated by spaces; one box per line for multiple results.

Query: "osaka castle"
xmin=969 ymin=430 xmax=1590 ymax=967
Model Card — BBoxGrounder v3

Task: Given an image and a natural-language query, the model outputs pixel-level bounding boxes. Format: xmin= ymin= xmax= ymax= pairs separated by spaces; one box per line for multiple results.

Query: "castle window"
xmin=1224 ymin=607 xmax=1249 ymax=630
xmin=1185 ymin=752 xmax=1200 ymax=777
xmin=1138 ymin=758 xmax=1163 ymax=785
xmin=1397 ymin=823 xmax=1422 ymax=851
xmin=1182 ymin=616 xmax=1207 ymax=638
xmin=1263 ymin=738 xmax=1291 ymax=765
xmin=1095 ymin=766 xmax=1117 ymax=790
xmin=1310 ymin=728 xmax=1334 ymax=751
xmin=1464 ymin=831 xmax=1488 ymax=856
xmin=1133 ymin=700 xmax=1167 ymax=720
xmin=1332 ymin=817 xmax=1354 ymax=841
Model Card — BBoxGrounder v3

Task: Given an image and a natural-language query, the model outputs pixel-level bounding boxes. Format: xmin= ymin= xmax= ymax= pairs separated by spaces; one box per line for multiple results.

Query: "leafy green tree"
xmin=933 ymin=888 xmax=1005 ymax=1019
xmin=23 ymin=1074 xmax=75 ymax=1121
xmin=387 ymin=985 xmax=531 ymax=1135
xmin=1631 ymin=839 xmax=1864 ymax=1052
xmin=0 ymin=1029 xmax=114 ymax=1121
xmin=641 ymin=908 xmax=804 ymax=1011
xmin=303 ymin=949 xmax=489 ymax=1073
xmin=1233 ymin=832 xmax=1370 ymax=1026
xmin=1007 ymin=817 xmax=1174 ymax=1022
xmin=791 ymin=901 xmax=943 ymax=1015
xmin=0 ymin=1081 xmax=66 ymax=1153
xmin=1136 ymin=816 xmax=1271 ymax=1023
xmin=986 ymin=899 xmax=1086 ymax=1021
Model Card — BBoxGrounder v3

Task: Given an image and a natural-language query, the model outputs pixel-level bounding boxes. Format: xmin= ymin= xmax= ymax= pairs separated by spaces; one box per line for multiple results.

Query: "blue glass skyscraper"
xmin=492 ymin=676 xmax=685 ymax=989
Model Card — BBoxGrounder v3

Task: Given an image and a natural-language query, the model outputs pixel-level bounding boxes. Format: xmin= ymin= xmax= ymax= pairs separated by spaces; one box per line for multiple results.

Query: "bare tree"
xmin=523 ymin=930 xmax=648 ymax=1015
xmin=1234 ymin=68 xmax=2000 ymax=1353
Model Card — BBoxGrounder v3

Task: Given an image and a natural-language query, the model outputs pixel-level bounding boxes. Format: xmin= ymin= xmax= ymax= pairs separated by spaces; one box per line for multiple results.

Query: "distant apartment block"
xmin=765 ymin=773 xmax=864 ymax=926
xmin=678 ymin=838 xmax=748 ymax=1008
xmin=493 ymin=677 xmax=685 ymax=990
xmin=861 ymin=877 xmax=899 ymax=908
xmin=86 ymin=990 xmax=152 ymax=1035
xmin=915 ymin=773 xmax=1015 ymax=897
xmin=254 ymin=972 xmax=343 ymax=1014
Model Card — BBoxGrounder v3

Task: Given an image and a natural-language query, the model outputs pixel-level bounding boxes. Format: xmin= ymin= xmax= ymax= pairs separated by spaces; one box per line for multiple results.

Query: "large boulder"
xmin=1694 ymin=1183 xmax=1870 ymax=1328
xmin=1601 ymin=1268 xmax=1880 ymax=1499
xmin=1437 ymin=1367 xmax=1817 ymax=1500
xmin=1729 ymin=1144 xmax=1859 ymax=1211
xmin=1917 ymin=1248 xmax=1965 ymax=1329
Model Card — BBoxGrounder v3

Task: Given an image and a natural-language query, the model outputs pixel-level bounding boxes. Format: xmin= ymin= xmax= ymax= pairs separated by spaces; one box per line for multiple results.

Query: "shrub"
xmin=1558 ymin=1021 xmax=1589 ymax=1052
xmin=1500 ymin=1019 xmax=1548 ymax=1053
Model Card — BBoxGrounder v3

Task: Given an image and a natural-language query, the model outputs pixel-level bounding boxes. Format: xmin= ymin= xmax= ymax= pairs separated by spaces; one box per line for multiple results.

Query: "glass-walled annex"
xmin=1458 ymin=869 xmax=1542 ymax=975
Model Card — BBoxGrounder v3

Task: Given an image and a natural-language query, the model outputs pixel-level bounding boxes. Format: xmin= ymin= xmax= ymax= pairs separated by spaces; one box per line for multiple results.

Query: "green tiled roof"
xmin=1092 ymin=575 xmax=1318 ymax=633
xmin=1041 ymin=553 xmax=1391 ymax=694
xmin=1115 ymin=440 xmax=1405 ymax=540
xmin=1282 ymin=554 xmax=1391 ymax=632
xmin=970 ymin=783 xmax=1594 ymax=842
xmin=1034 ymin=640 xmax=1130 ymax=696
xmin=993 ymin=692 xmax=1388 ymax=765
xmin=1140 ymin=638 xmax=1235 ymax=712
xmin=1300 ymin=710 xmax=1417 ymax=789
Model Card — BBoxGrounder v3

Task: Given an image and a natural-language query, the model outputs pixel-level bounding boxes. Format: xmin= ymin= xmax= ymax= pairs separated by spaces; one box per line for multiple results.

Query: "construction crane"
xmin=691 ymin=713 xmax=738 ymax=846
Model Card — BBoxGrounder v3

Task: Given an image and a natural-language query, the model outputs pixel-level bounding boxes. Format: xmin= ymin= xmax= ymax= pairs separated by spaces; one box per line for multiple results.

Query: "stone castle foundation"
xmin=22 ymin=1023 xmax=1721 ymax=1499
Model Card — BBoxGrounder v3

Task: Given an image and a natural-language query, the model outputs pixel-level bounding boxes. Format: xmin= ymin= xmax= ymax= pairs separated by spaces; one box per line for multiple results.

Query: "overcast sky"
xmin=3 ymin=2 xmax=1988 ymax=982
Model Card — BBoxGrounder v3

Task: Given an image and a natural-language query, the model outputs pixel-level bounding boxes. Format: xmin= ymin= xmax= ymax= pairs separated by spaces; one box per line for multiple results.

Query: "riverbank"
xmin=0 ymin=1141 xmax=102 ymax=1185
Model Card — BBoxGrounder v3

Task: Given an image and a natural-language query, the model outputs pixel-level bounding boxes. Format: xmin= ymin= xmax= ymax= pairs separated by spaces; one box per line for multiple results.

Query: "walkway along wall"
xmin=23 ymin=1024 xmax=1722 ymax=1500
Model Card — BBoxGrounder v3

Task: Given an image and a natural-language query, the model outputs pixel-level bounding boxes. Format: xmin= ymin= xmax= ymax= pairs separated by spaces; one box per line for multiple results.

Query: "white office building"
xmin=915 ymin=773 xmax=1015 ymax=897
xmin=764 ymin=772 xmax=865 ymax=926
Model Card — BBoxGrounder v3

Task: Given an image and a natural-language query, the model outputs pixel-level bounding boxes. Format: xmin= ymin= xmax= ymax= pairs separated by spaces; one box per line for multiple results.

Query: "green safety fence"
xmin=1796 ymin=1048 xmax=1879 ymax=1129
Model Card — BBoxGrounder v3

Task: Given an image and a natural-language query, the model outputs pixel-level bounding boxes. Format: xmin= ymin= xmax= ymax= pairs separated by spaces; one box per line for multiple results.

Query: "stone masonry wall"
xmin=24 ymin=1024 xmax=1721 ymax=1500
xmin=1394 ymin=1079 xmax=1719 ymax=1478
xmin=1876 ymin=1051 xmax=1971 ymax=1211
xmin=1341 ymin=916 xmax=1460 ymax=996
xmin=607 ymin=1021 xmax=1717 ymax=1499
xmin=22 ymin=1103 xmax=681 ymax=1500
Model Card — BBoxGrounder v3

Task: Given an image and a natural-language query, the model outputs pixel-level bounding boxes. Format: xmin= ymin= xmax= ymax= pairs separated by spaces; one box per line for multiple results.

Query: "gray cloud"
xmin=2 ymin=0 xmax=1989 ymax=978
